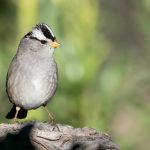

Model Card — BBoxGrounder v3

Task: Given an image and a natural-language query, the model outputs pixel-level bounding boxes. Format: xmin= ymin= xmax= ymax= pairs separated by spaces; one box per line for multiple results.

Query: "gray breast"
xmin=6 ymin=52 xmax=58 ymax=110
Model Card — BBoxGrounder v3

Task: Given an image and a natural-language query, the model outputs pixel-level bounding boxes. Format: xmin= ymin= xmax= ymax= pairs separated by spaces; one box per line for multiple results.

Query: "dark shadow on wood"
xmin=0 ymin=124 xmax=35 ymax=150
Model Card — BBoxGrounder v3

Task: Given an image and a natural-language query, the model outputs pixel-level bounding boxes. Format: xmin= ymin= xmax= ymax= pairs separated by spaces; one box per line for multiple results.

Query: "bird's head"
xmin=23 ymin=23 xmax=60 ymax=51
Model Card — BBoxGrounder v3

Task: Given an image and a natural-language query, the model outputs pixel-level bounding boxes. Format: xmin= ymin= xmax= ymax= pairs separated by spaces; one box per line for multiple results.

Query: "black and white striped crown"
xmin=35 ymin=23 xmax=55 ymax=41
xmin=24 ymin=23 xmax=56 ymax=41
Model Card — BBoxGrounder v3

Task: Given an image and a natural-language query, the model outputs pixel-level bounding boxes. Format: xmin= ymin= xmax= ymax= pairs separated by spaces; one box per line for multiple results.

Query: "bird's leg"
xmin=44 ymin=106 xmax=60 ymax=131
xmin=44 ymin=105 xmax=54 ymax=123
xmin=13 ymin=106 xmax=20 ymax=123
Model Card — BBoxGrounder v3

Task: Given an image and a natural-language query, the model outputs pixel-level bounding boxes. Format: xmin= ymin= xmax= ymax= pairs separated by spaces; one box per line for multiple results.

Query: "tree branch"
xmin=0 ymin=122 xmax=119 ymax=150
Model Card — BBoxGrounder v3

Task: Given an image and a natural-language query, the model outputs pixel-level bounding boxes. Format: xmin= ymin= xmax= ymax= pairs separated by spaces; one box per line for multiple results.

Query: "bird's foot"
xmin=10 ymin=119 xmax=19 ymax=124
xmin=49 ymin=119 xmax=60 ymax=131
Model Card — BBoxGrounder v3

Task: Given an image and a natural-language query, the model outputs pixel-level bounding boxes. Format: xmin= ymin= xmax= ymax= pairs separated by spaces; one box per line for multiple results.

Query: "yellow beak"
xmin=50 ymin=40 xmax=60 ymax=48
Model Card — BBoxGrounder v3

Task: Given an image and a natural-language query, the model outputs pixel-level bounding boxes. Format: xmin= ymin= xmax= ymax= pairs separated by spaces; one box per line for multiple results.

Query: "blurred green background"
xmin=0 ymin=0 xmax=150 ymax=149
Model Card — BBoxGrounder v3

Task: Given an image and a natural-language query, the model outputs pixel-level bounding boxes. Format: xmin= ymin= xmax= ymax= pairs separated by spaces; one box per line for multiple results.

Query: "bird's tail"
xmin=6 ymin=105 xmax=28 ymax=119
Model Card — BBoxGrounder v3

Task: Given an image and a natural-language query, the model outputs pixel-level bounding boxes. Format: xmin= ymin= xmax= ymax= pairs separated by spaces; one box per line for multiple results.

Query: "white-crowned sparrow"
xmin=6 ymin=23 xmax=60 ymax=123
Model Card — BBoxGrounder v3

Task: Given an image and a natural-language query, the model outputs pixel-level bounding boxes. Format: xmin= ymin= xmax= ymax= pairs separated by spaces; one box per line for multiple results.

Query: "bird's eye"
xmin=41 ymin=40 xmax=47 ymax=44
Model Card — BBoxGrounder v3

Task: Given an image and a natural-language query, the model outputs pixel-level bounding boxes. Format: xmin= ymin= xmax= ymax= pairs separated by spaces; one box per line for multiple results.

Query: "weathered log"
xmin=0 ymin=122 xmax=119 ymax=150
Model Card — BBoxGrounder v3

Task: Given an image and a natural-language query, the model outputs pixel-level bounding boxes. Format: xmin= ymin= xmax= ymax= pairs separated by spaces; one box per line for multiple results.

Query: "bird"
xmin=6 ymin=23 xmax=60 ymax=123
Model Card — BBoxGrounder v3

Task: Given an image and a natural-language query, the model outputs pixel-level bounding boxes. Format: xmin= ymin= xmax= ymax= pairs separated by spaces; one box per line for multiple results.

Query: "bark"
xmin=0 ymin=122 xmax=119 ymax=150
